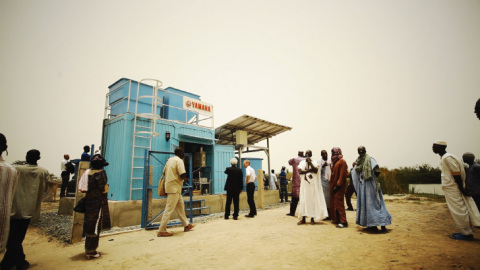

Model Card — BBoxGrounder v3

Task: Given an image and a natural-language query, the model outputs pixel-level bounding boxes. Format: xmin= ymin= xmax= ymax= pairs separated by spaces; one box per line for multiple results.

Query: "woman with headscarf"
xmin=78 ymin=154 xmax=111 ymax=259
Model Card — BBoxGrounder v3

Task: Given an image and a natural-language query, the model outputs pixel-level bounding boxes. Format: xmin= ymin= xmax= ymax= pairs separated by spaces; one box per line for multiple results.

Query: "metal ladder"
xmin=130 ymin=79 xmax=163 ymax=200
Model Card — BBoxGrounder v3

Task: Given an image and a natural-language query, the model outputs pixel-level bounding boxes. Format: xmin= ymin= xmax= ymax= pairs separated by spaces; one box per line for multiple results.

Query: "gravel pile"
xmin=34 ymin=212 xmax=73 ymax=243
xmin=33 ymin=202 xmax=289 ymax=243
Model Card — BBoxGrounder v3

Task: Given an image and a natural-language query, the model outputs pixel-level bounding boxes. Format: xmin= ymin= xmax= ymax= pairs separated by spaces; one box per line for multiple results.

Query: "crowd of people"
xmin=275 ymin=141 xmax=480 ymax=240
xmin=0 ymin=134 xmax=112 ymax=266
xmin=1 ymin=132 xmax=480 ymax=268
xmin=0 ymin=133 xmax=50 ymax=269
xmin=283 ymin=147 xmax=392 ymax=231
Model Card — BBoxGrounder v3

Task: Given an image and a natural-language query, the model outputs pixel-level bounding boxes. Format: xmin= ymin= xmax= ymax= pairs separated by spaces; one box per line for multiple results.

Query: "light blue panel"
xmin=103 ymin=114 xmax=135 ymax=201
xmin=108 ymin=78 xmax=164 ymax=117
xmin=163 ymin=87 xmax=200 ymax=122
xmin=212 ymin=145 xmax=235 ymax=194
xmin=108 ymin=78 xmax=131 ymax=104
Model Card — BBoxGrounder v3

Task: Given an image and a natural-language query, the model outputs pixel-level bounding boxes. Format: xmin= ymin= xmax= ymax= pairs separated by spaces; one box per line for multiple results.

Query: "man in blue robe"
xmin=352 ymin=146 xmax=392 ymax=232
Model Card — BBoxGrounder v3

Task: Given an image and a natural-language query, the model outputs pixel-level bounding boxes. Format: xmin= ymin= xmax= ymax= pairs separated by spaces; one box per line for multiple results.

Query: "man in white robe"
xmin=269 ymin=169 xmax=278 ymax=190
xmin=432 ymin=140 xmax=480 ymax=241
xmin=297 ymin=150 xmax=328 ymax=225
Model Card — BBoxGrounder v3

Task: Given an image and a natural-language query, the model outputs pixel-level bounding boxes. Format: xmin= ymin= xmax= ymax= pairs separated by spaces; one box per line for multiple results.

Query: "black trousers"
xmin=60 ymin=171 xmax=69 ymax=197
xmin=345 ymin=182 xmax=356 ymax=210
xmin=247 ymin=182 xmax=257 ymax=215
xmin=473 ymin=194 xmax=480 ymax=211
xmin=1 ymin=218 xmax=31 ymax=270
xmin=289 ymin=197 xmax=299 ymax=215
xmin=280 ymin=184 xmax=288 ymax=202
xmin=225 ymin=191 xmax=240 ymax=218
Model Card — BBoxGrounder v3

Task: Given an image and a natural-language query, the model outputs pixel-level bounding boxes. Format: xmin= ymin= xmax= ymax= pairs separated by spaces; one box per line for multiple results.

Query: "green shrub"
xmin=377 ymin=164 xmax=441 ymax=195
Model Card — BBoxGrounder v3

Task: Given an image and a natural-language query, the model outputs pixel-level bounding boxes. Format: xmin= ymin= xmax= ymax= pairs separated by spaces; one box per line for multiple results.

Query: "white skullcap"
xmin=434 ymin=140 xmax=447 ymax=146
xmin=230 ymin=158 xmax=238 ymax=165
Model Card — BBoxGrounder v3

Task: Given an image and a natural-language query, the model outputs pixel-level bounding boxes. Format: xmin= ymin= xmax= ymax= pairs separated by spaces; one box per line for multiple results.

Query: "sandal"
xmin=450 ymin=234 xmax=474 ymax=241
xmin=297 ymin=220 xmax=306 ymax=225
xmin=86 ymin=252 xmax=101 ymax=259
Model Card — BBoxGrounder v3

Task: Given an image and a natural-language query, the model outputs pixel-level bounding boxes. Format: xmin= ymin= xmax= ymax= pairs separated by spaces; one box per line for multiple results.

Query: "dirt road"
xmin=4 ymin=195 xmax=480 ymax=269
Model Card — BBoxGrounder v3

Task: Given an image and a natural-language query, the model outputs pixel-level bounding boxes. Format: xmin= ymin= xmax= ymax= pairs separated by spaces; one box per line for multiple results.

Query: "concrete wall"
xmin=108 ymin=190 xmax=280 ymax=227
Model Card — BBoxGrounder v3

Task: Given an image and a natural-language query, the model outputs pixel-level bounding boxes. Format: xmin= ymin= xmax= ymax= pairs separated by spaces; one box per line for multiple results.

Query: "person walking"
xmin=78 ymin=154 xmax=111 ymax=259
xmin=224 ymin=158 xmax=243 ymax=220
xmin=157 ymin=148 xmax=195 ymax=236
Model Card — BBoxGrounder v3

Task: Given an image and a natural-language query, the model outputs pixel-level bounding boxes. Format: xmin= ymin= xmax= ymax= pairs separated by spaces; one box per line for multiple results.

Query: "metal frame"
xmin=215 ymin=115 xmax=291 ymax=173
xmin=130 ymin=79 xmax=162 ymax=200
xmin=141 ymin=150 xmax=193 ymax=229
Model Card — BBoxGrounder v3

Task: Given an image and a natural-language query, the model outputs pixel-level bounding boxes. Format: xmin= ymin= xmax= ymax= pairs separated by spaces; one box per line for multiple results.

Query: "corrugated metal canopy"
xmin=215 ymin=114 xmax=292 ymax=147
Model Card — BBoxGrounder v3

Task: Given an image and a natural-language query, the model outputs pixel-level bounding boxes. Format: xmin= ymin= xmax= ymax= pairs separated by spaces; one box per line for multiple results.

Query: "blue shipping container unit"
xmin=241 ymin=158 xmax=263 ymax=191
xmin=102 ymin=113 xmax=232 ymax=201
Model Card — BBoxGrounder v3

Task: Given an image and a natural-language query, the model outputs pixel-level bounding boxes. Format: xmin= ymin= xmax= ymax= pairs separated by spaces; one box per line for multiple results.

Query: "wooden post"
xmin=70 ymin=161 xmax=90 ymax=244
xmin=257 ymin=169 xmax=265 ymax=210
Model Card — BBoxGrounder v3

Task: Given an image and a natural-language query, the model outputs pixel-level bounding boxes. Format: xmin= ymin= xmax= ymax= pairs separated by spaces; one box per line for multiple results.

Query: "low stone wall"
xmin=108 ymin=190 xmax=280 ymax=227
xmin=58 ymin=190 xmax=281 ymax=227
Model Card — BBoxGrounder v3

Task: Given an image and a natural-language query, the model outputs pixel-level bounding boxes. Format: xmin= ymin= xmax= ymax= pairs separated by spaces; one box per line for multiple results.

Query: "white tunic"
xmin=0 ymin=158 xmax=17 ymax=253
xmin=297 ymin=159 xmax=328 ymax=221
xmin=269 ymin=174 xmax=277 ymax=190
xmin=440 ymin=153 xmax=480 ymax=235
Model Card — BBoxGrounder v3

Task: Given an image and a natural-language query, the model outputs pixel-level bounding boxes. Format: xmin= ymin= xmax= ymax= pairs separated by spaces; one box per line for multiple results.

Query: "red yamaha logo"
xmin=184 ymin=98 xmax=212 ymax=113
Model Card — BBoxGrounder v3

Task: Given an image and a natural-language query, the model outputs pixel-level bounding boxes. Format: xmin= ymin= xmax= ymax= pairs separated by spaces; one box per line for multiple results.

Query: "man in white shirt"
xmin=244 ymin=160 xmax=257 ymax=218
xmin=60 ymin=154 xmax=70 ymax=197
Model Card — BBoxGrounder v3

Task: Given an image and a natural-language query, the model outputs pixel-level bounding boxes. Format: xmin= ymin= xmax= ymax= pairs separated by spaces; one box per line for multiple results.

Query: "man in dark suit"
xmin=224 ymin=158 xmax=243 ymax=220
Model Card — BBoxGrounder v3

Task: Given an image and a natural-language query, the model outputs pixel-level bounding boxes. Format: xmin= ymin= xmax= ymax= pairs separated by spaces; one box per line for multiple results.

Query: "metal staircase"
xmin=130 ymin=79 xmax=163 ymax=200
xmin=184 ymin=199 xmax=211 ymax=217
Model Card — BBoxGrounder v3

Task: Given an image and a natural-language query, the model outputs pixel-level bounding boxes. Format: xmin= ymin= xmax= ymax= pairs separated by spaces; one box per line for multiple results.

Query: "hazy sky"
xmin=1 ymin=0 xmax=479 ymax=177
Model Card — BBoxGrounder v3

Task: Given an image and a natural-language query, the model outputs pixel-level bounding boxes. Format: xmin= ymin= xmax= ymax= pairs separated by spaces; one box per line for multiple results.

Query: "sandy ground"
xmin=2 ymin=195 xmax=480 ymax=270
